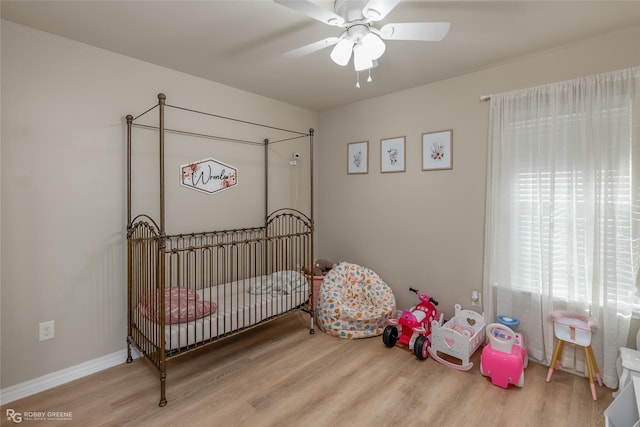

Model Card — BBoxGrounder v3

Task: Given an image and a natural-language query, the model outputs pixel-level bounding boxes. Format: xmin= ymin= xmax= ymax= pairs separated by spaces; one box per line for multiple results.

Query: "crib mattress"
xmin=134 ymin=275 xmax=309 ymax=351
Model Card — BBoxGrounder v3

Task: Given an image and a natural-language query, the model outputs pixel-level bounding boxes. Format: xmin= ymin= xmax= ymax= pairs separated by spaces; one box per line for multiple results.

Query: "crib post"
xmin=309 ymin=128 xmax=314 ymax=229
xmin=159 ymin=371 xmax=167 ymax=407
xmin=158 ymin=235 xmax=167 ymax=406
xmin=310 ymin=308 xmax=315 ymax=334
xmin=126 ymin=114 xmax=133 ymax=364
xmin=158 ymin=93 xmax=166 ymax=234
xmin=309 ymin=128 xmax=315 ymax=335
xmin=264 ymin=138 xmax=269 ymax=226
xmin=125 ymin=340 xmax=133 ymax=364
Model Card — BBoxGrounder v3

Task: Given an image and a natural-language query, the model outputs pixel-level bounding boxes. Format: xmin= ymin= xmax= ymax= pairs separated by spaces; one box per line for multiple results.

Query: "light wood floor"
xmin=1 ymin=312 xmax=614 ymax=426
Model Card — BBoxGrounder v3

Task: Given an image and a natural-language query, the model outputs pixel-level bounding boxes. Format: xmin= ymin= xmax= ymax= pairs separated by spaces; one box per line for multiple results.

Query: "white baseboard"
xmin=0 ymin=348 xmax=139 ymax=406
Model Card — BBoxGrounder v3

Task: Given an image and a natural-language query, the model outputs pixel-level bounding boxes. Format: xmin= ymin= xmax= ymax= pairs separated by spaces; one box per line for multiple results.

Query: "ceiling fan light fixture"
xmin=360 ymin=32 xmax=385 ymax=60
xmin=353 ymin=43 xmax=373 ymax=72
xmin=330 ymin=37 xmax=354 ymax=66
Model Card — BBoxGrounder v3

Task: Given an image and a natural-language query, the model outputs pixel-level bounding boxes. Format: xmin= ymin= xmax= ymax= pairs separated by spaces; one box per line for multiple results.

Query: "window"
xmin=485 ymin=67 xmax=640 ymax=386
xmin=508 ymin=105 xmax=636 ymax=308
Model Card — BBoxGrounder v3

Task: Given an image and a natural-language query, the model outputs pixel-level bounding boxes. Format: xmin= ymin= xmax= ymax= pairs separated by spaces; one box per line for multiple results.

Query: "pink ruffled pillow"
xmin=138 ymin=287 xmax=217 ymax=324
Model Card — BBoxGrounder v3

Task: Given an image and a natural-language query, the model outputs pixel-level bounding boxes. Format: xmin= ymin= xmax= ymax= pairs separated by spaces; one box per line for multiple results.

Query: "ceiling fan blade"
xmin=362 ymin=0 xmax=400 ymax=22
xmin=274 ymin=0 xmax=345 ymax=26
xmin=379 ymin=22 xmax=451 ymax=41
xmin=285 ymin=37 xmax=339 ymax=58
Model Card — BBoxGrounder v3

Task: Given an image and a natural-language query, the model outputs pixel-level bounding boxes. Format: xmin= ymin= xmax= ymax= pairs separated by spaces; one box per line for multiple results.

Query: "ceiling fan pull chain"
xmin=355 ymin=71 xmax=361 ymax=88
xmin=367 ymin=68 xmax=372 ymax=83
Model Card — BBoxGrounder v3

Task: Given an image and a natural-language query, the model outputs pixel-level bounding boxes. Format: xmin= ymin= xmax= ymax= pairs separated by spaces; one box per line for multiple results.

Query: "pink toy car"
xmin=480 ymin=323 xmax=528 ymax=388
xmin=382 ymin=287 xmax=443 ymax=360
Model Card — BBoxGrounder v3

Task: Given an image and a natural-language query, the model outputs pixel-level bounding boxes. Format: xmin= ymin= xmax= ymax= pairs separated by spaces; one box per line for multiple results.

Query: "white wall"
xmin=0 ymin=20 xmax=317 ymax=389
xmin=316 ymin=25 xmax=640 ymax=316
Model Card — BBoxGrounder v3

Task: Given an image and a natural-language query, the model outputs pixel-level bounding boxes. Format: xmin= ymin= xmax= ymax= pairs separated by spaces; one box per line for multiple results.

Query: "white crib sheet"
xmin=134 ymin=273 xmax=309 ymax=351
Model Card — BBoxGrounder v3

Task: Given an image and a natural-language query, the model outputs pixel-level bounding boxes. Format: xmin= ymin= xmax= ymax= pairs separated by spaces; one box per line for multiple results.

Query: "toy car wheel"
xmin=524 ymin=356 xmax=529 ymax=369
xmin=516 ymin=371 xmax=525 ymax=387
xmin=479 ymin=359 xmax=486 ymax=376
xmin=382 ymin=326 xmax=398 ymax=348
xmin=414 ymin=336 xmax=429 ymax=360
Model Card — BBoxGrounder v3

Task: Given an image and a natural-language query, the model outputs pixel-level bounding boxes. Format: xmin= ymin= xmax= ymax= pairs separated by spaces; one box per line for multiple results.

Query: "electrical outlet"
xmin=39 ymin=320 xmax=54 ymax=341
xmin=471 ymin=290 xmax=482 ymax=307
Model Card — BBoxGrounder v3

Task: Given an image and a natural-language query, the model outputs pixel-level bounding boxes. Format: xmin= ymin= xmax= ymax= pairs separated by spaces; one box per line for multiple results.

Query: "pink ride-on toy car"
xmin=480 ymin=323 xmax=528 ymax=388
xmin=382 ymin=287 xmax=443 ymax=360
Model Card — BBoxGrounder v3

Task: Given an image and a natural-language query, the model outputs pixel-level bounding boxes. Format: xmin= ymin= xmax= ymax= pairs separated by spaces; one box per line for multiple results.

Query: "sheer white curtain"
xmin=483 ymin=66 xmax=640 ymax=388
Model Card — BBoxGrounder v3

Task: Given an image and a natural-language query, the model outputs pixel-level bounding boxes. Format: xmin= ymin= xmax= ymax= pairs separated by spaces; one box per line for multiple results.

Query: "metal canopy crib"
xmin=125 ymin=93 xmax=314 ymax=406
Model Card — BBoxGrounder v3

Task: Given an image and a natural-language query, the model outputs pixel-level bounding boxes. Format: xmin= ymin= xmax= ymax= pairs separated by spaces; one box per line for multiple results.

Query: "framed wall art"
xmin=380 ymin=136 xmax=406 ymax=173
xmin=422 ymin=129 xmax=453 ymax=171
xmin=347 ymin=141 xmax=368 ymax=174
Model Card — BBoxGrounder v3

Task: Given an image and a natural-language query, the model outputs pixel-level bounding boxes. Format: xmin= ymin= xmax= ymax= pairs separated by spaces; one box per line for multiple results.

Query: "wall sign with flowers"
xmin=422 ymin=129 xmax=453 ymax=171
xmin=180 ymin=158 xmax=238 ymax=195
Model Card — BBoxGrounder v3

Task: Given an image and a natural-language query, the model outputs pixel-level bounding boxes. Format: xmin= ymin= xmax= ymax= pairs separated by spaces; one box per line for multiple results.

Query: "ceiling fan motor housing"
xmin=335 ymin=0 xmax=369 ymax=23
xmin=347 ymin=24 xmax=369 ymax=43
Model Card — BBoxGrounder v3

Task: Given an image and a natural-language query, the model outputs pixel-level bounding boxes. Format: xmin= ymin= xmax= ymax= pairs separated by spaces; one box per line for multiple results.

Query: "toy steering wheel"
xmin=486 ymin=323 xmax=515 ymax=354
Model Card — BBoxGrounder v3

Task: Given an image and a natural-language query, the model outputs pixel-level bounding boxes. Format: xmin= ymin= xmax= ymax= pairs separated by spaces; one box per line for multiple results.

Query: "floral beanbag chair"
xmin=317 ymin=262 xmax=396 ymax=339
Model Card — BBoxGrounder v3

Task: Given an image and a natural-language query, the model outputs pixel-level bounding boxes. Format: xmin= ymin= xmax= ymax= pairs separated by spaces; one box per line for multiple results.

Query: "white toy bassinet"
xmin=428 ymin=304 xmax=485 ymax=371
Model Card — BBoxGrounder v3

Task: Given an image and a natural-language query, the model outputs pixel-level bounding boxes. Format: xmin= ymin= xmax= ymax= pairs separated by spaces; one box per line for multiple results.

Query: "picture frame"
xmin=347 ymin=141 xmax=368 ymax=174
xmin=422 ymin=129 xmax=453 ymax=171
xmin=380 ymin=136 xmax=406 ymax=173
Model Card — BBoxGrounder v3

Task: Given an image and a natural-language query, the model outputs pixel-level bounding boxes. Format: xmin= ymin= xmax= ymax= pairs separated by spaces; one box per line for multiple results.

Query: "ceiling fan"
xmin=275 ymin=0 xmax=450 ymax=80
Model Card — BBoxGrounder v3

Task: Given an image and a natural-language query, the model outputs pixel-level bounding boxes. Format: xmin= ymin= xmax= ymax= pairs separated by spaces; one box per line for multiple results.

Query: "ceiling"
xmin=3 ymin=1 xmax=640 ymax=111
